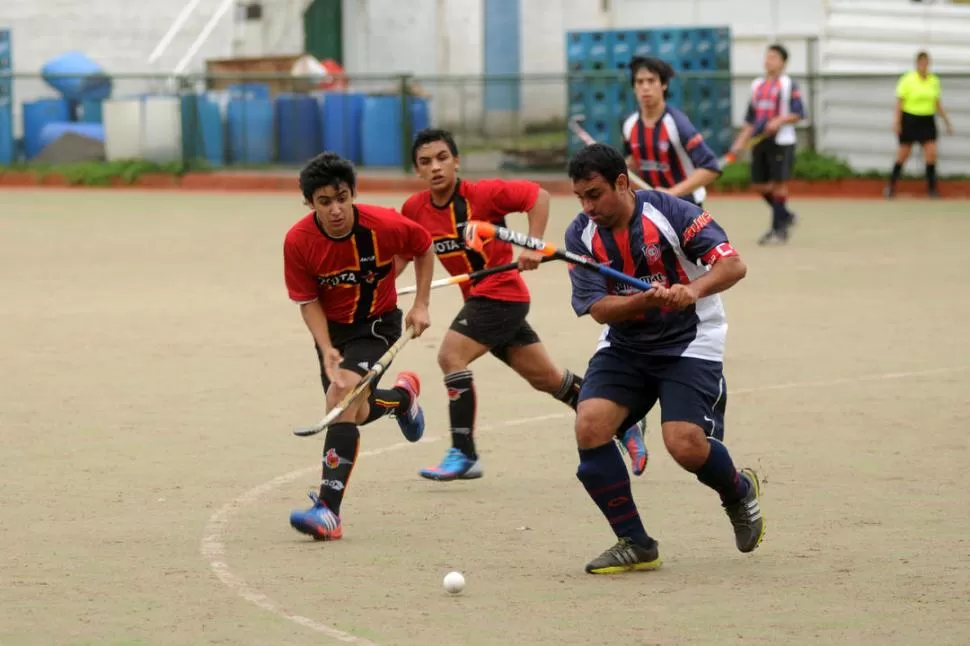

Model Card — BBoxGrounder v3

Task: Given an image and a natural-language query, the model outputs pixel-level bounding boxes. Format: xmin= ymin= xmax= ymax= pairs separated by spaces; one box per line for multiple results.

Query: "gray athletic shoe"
xmin=724 ymin=468 xmax=766 ymax=553
xmin=585 ymin=537 xmax=662 ymax=574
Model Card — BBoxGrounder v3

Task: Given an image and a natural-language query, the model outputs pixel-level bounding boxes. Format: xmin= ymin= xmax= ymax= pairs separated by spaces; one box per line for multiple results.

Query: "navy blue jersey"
xmin=621 ymin=106 xmax=721 ymax=205
xmin=565 ymin=191 xmax=739 ymax=361
xmin=744 ymin=74 xmax=806 ymax=146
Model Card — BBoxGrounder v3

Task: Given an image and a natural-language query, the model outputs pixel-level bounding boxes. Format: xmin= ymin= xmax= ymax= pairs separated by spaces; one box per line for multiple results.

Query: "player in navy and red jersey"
xmin=284 ymin=152 xmax=436 ymax=541
xmin=398 ymin=128 xmax=647 ymax=482
xmin=564 ymin=143 xmax=764 ymax=574
xmin=729 ymin=43 xmax=807 ymax=245
xmin=621 ymin=56 xmax=721 ymax=207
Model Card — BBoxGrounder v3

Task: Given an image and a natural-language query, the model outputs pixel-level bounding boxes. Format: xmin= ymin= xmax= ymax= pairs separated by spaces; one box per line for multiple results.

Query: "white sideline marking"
xmin=201 ymin=365 xmax=968 ymax=644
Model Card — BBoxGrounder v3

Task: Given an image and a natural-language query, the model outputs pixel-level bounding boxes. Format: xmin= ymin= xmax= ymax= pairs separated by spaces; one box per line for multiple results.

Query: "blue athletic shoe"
xmin=619 ymin=418 xmax=648 ymax=476
xmin=392 ymin=371 xmax=425 ymax=443
xmin=289 ymin=492 xmax=342 ymax=541
xmin=419 ymin=447 xmax=483 ymax=481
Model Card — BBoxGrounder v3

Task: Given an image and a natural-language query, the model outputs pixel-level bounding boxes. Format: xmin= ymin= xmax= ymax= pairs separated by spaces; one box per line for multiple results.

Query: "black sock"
xmin=318 ymin=422 xmax=360 ymax=515
xmin=552 ymin=369 xmax=583 ymax=410
xmin=577 ymin=442 xmax=652 ymax=546
xmin=890 ymin=162 xmax=903 ymax=187
xmin=691 ymin=438 xmax=748 ymax=506
xmin=771 ymin=196 xmax=789 ymax=232
xmin=361 ymin=387 xmax=411 ymax=425
xmin=445 ymin=370 xmax=476 ymax=459
xmin=927 ymin=163 xmax=937 ymax=191
xmin=760 ymin=191 xmax=774 ymax=207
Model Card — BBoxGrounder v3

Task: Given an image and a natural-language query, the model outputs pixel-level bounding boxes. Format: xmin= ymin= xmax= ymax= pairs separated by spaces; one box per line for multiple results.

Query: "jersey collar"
xmin=314 ymin=205 xmax=359 ymax=241
xmin=430 ymin=178 xmax=461 ymax=210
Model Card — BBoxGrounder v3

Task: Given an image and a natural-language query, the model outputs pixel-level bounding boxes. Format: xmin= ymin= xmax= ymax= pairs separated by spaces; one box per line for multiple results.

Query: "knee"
xmin=575 ymin=411 xmax=615 ymax=450
xmin=750 ymin=183 xmax=769 ymax=194
xmin=437 ymin=347 xmax=467 ymax=375
xmin=662 ymin=423 xmax=710 ymax=469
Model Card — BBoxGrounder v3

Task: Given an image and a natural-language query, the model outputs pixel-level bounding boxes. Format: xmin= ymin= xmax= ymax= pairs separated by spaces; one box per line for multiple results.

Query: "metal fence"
xmin=2 ymin=70 xmax=968 ymax=174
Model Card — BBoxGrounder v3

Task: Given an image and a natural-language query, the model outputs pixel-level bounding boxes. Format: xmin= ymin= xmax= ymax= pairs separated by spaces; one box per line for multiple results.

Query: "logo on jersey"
xmin=682 ymin=211 xmax=714 ymax=244
xmin=317 ymin=271 xmax=359 ymax=287
xmin=658 ymin=140 xmax=670 ymax=153
xmin=639 ymin=160 xmax=671 ymax=173
xmin=642 ymin=244 xmax=662 ymax=262
xmin=363 ymin=270 xmax=377 ymax=284
xmin=324 ymin=448 xmax=353 ymax=470
xmin=433 ymin=238 xmax=464 ymax=255
xmin=614 ymin=273 xmax=666 ymax=295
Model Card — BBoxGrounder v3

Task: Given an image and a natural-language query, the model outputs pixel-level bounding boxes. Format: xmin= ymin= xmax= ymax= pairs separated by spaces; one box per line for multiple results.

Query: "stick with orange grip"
xmin=465 ymin=221 xmax=657 ymax=292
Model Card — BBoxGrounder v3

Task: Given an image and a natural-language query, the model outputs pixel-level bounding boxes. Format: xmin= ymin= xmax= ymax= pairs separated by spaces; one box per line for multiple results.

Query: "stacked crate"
xmin=566 ymin=26 xmax=732 ymax=158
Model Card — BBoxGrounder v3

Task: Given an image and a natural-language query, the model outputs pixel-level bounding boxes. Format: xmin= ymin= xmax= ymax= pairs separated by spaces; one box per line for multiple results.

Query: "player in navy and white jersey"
xmin=729 ymin=43 xmax=807 ymax=244
xmin=621 ymin=56 xmax=721 ymax=207
xmin=563 ymin=143 xmax=764 ymax=574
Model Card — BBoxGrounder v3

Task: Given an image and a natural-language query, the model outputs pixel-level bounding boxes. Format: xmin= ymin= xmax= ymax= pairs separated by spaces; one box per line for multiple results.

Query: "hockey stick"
xmin=568 ymin=114 xmax=653 ymax=191
xmin=718 ymin=134 xmax=766 ymax=166
xmin=293 ymin=326 xmax=416 ymax=437
xmin=396 ymin=256 xmax=556 ymax=296
xmin=465 ymin=222 xmax=656 ymax=292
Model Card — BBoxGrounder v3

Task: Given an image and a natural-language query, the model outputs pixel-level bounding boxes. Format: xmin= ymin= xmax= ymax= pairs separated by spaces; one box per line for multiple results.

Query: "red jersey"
xmin=401 ymin=178 xmax=539 ymax=303
xmin=283 ymin=204 xmax=432 ymax=325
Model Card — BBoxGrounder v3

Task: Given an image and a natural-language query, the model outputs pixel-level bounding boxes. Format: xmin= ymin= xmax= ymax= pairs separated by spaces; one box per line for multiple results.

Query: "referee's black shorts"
xmin=899 ymin=112 xmax=937 ymax=145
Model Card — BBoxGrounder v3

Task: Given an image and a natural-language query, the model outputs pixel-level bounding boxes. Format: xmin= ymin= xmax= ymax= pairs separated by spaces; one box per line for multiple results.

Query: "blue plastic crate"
xmin=609 ymin=31 xmax=634 ymax=70
xmin=566 ymin=31 xmax=609 ymax=66
xmin=630 ymin=30 xmax=654 ymax=58
xmin=653 ymin=29 xmax=681 ymax=60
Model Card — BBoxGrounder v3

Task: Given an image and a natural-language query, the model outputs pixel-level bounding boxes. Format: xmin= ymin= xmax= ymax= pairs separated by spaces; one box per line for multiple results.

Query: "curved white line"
xmin=202 ymin=366 xmax=968 ymax=644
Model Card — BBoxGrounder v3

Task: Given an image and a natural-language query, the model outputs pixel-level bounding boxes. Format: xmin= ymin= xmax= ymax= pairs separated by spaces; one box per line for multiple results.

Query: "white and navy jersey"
xmin=565 ymin=190 xmax=739 ymax=362
xmin=744 ymin=74 xmax=806 ymax=146
xmin=621 ymin=106 xmax=721 ymax=205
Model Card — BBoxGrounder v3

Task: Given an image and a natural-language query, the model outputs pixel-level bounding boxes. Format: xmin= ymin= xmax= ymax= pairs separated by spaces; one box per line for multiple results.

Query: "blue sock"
xmin=693 ymin=438 xmax=749 ymax=505
xmin=577 ymin=442 xmax=653 ymax=547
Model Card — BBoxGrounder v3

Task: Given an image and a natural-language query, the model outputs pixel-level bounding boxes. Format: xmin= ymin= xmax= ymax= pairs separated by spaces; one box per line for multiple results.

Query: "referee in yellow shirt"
xmin=885 ymin=51 xmax=954 ymax=199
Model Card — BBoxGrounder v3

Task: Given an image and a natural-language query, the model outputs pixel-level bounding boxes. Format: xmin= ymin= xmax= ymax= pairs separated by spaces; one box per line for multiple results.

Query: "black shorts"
xmin=899 ymin=112 xmax=937 ymax=144
xmin=315 ymin=308 xmax=402 ymax=391
xmin=578 ymin=346 xmax=727 ymax=440
xmin=750 ymin=140 xmax=795 ymax=184
xmin=449 ymin=296 xmax=540 ymax=364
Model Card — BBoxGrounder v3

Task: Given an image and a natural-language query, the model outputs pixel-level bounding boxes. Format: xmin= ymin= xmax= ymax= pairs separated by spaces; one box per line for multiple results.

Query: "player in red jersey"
xmin=397 ymin=128 xmax=647 ymax=482
xmin=285 ymin=152 xmax=435 ymax=540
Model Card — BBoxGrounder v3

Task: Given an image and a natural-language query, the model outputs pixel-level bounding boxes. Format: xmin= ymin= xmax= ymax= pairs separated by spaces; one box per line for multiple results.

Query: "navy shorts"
xmin=578 ymin=346 xmax=727 ymax=440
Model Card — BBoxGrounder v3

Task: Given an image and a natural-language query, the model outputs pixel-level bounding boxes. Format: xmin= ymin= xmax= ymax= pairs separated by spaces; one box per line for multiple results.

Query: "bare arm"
xmin=300 ymin=300 xmax=334 ymax=350
xmin=526 ymin=188 xmax=551 ymax=238
xmin=894 ymin=98 xmax=903 ymax=133
xmin=937 ymin=98 xmax=953 ymax=133
xmin=394 ymin=255 xmax=411 ymax=278
xmin=668 ymin=169 xmax=719 ymax=198
xmin=411 ymin=246 xmax=434 ymax=309
xmin=588 ymin=289 xmax=667 ymax=325
xmin=731 ymin=123 xmax=754 ymax=153
xmin=687 ymin=256 xmax=747 ymax=300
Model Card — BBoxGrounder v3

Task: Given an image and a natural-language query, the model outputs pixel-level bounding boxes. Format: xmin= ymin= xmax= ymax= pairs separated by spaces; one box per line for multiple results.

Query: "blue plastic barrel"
xmin=38 ymin=122 xmax=105 ymax=151
xmin=41 ymin=51 xmax=112 ymax=102
xmin=179 ymin=94 xmax=224 ymax=167
xmin=22 ymin=98 xmax=71 ymax=159
xmin=0 ymin=103 xmax=13 ymax=164
xmin=227 ymin=96 xmax=274 ymax=165
xmin=276 ymin=94 xmax=321 ymax=164
xmin=321 ymin=92 xmax=365 ymax=163
xmin=361 ymin=96 xmax=431 ymax=167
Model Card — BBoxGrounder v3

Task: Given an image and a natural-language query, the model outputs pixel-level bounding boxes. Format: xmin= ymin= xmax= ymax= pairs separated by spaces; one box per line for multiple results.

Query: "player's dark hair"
xmin=767 ymin=43 xmax=789 ymax=63
xmin=916 ymin=50 xmax=930 ymax=62
xmin=567 ymin=143 xmax=628 ymax=188
xmin=411 ymin=128 xmax=459 ymax=165
xmin=299 ymin=152 xmax=356 ymax=201
xmin=629 ymin=56 xmax=674 ymax=98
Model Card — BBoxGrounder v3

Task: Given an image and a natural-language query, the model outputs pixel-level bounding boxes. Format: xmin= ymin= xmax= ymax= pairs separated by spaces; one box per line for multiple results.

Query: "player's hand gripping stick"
xmin=465 ymin=222 xmax=657 ymax=293
xmin=293 ymin=326 xmax=416 ymax=437
xmin=397 ymin=257 xmax=555 ymax=296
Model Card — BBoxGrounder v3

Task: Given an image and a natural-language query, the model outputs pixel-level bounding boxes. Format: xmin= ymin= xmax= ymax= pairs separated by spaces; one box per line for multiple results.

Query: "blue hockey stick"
xmin=465 ymin=221 xmax=655 ymax=291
